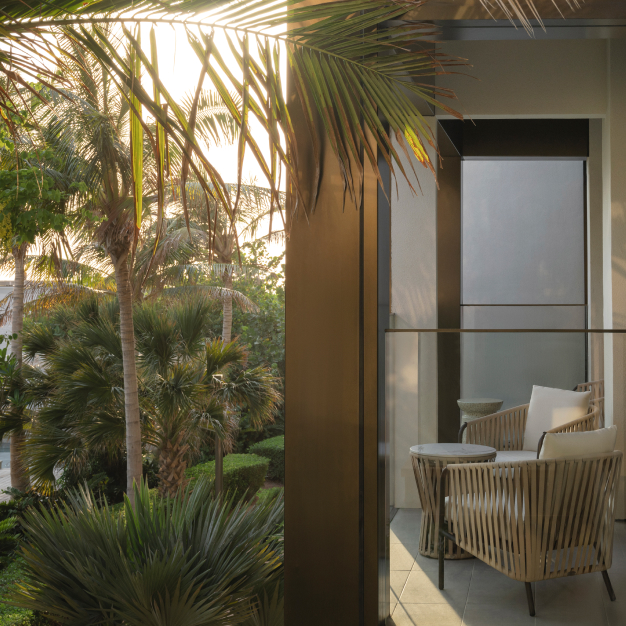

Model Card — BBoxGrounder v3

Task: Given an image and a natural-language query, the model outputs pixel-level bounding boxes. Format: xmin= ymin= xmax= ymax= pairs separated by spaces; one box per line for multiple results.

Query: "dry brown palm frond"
xmin=160 ymin=285 xmax=259 ymax=313
xmin=0 ymin=280 xmax=115 ymax=325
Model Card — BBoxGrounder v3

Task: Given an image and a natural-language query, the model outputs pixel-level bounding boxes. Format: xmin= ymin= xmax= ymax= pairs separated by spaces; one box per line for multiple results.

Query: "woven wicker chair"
xmin=458 ymin=403 xmax=599 ymax=457
xmin=577 ymin=380 xmax=605 ymax=428
xmin=437 ymin=451 xmax=622 ymax=616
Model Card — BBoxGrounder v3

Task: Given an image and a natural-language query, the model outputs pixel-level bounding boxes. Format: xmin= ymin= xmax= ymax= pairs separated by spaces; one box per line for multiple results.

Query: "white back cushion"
xmin=539 ymin=426 xmax=617 ymax=460
xmin=523 ymin=386 xmax=591 ymax=452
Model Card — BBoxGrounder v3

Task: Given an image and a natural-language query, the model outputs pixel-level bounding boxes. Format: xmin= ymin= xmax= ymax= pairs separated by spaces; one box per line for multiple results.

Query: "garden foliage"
xmin=249 ymin=436 xmax=284 ymax=483
xmin=186 ymin=453 xmax=270 ymax=502
xmin=13 ymin=480 xmax=283 ymax=626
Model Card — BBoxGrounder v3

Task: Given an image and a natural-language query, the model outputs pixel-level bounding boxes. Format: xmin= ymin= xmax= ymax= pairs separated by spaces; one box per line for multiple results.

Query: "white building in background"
xmin=0 ymin=282 xmax=12 ymax=341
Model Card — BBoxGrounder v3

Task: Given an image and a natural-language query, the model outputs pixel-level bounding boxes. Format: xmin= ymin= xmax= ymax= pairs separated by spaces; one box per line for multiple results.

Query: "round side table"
xmin=410 ymin=443 xmax=497 ymax=559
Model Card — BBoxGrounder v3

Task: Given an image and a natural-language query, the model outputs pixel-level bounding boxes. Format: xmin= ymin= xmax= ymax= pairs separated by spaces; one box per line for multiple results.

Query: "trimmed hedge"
xmin=186 ymin=454 xmax=269 ymax=502
xmin=249 ymin=436 xmax=284 ymax=483
xmin=256 ymin=486 xmax=284 ymax=506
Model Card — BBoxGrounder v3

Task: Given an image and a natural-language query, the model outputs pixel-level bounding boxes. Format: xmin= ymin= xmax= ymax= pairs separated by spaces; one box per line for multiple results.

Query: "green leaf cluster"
xmin=0 ymin=167 xmax=69 ymax=253
xmin=249 ymin=436 xmax=284 ymax=483
xmin=11 ymin=480 xmax=284 ymax=626
xmin=186 ymin=453 xmax=270 ymax=502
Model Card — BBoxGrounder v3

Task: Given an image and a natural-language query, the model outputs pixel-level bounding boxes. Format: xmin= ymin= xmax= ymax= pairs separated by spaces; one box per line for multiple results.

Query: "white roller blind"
xmin=461 ymin=159 xmax=585 ymax=305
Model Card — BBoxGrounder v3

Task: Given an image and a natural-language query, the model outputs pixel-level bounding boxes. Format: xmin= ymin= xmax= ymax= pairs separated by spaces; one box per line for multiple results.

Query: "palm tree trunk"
xmin=215 ymin=268 xmax=233 ymax=496
xmin=222 ymin=269 xmax=233 ymax=342
xmin=10 ymin=244 xmax=29 ymax=492
xmin=158 ymin=433 xmax=189 ymax=497
xmin=113 ymin=257 xmax=142 ymax=505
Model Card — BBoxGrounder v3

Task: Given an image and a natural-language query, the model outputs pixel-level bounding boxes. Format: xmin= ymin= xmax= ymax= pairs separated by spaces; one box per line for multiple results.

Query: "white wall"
xmin=604 ymin=39 xmax=626 ymax=517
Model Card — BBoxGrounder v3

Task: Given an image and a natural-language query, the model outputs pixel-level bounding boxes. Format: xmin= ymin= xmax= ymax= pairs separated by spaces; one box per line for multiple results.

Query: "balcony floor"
xmin=390 ymin=508 xmax=626 ymax=626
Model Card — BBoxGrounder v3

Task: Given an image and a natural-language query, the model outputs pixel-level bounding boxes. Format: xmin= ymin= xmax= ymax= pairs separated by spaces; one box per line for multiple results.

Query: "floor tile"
xmin=605 ymin=599 xmax=626 ymax=626
xmin=399 ymin=570 xmax=470 ymax=610
xmin=601 ymin=569 xmax=626 ymax=604
xmin=466 ymin=567 xmax=532 ymax=607
xmin=535 ymin=572 xmax=603 ymax=614
xmin=532 ymin=604 xmax=608 ymax=626
xmin=412 ymin=554 xmax=474 ymax=573
xmin=461 ymin=601 xmax=535 ymax=626
xmin=391 ymin=603 xmax=463 ymax=626
xmin=391 ymin=543 xmax=419 ymax=571
xmin=391 ymin=570 xmax=410 ymax=602
xmin=387 ymin=510 xmax=626 ymax=626
xmin=608 ymin=547 xmax=626 ymax=571
xmin=391 ymin=529 xmax=418 ymax=544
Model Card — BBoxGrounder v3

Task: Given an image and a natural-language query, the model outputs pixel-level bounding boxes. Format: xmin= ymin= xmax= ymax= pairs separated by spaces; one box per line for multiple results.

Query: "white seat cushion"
xmin=539 ymin=426 xmax=617 ymax=460
xmin=523 ymin=386 xmax=591 ymax=452
xmin=495 ymin=450 xmax=538 ymax=463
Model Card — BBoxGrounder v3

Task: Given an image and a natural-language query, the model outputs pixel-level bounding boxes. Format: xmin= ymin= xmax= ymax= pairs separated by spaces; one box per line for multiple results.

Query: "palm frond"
xmin=0 ymin=281 xmax=115 ymax=326
xmin=162 ymin=285 xmax=259 ymax=312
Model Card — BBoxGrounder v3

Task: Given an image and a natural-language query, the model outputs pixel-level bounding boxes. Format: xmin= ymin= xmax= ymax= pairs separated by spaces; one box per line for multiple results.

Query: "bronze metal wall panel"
xmin=363 ymin=132 xmax=382 ymax=626
xmin=285 ymin=80 xmax=382 ymax=626
xmin=284 ymin=154 xmax=361 ymax=625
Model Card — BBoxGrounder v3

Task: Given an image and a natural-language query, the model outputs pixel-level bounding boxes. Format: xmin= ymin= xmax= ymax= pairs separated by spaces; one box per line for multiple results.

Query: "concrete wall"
xmin=436 ymin=39 xmax=607 ymax=118
xmin=390 ymin=36 xmax=626 ymax=516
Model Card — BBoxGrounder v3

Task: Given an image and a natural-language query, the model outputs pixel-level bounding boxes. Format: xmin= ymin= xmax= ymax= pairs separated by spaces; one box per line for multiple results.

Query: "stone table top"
xmin=410 ymin=442 xmax=497 ymax=459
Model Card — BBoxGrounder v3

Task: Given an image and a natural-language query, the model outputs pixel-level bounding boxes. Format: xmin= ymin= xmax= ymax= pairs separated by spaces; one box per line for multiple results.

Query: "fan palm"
xmin=12 ymin=479 xmax=284 ymax=626
xmin=22 ymin=295 xmax=281 ymax=497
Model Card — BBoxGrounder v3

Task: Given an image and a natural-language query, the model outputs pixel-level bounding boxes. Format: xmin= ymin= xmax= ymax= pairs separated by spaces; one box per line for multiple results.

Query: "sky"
xmin=140 ymin=22 xmax=287 ymax=255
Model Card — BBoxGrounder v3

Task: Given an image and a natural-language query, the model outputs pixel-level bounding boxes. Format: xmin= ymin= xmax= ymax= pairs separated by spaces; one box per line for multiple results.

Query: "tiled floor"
xmin=390 ymin=508 xmax=626 ymax=626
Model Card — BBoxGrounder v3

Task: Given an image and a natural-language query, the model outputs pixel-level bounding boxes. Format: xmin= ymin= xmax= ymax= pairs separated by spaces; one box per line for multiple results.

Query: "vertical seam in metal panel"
xmin=359 ymin=140 xmax=365 ymax=626
xmin=358 ymin=16 xmax=366 ymax=625
xmin=377 ymin=122 xmax=391 ymax=626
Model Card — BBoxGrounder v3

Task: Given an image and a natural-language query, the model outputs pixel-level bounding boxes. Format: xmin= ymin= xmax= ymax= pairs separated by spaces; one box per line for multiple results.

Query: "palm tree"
xmin=34 ymin=47 xmax=160 ymax=502
xmin=0 ymin=120 xmax=83 ymax=491
xmin=133 ymin=179 xmax=284 ymax=493
xmin=22 ymin=295 xmax=281 ymax=497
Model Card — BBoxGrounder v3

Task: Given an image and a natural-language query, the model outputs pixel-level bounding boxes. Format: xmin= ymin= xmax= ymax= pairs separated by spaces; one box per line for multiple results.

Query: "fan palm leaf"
xmin=13 ymin=480 xmax=284 ymax=626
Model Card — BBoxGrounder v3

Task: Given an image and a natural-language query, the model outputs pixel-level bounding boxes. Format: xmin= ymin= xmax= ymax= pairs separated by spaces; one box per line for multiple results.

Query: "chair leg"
xmin=438 ymin=533 xmax=445 ymax=590
xmin=525 ymin=583 xmax=536 ymax=617
xmin=602 ymin=571 xmax=617 ymax=602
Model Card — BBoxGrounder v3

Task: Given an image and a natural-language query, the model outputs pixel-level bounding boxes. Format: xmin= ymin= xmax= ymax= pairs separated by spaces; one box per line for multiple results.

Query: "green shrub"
xmin=186 ymin=454 xmax=270 ymax=502
xmin=249 ymin=436 xmax=284 ymax=483
xmin=256 ymin=487 xmax=284 ymax=507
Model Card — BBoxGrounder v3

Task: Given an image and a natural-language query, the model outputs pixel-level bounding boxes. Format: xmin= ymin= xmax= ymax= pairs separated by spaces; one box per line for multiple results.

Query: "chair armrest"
xmin=459 ymin=404 xmax=529 ymax=451
xmin=547 ymin=405 xmax=599 ymax=434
